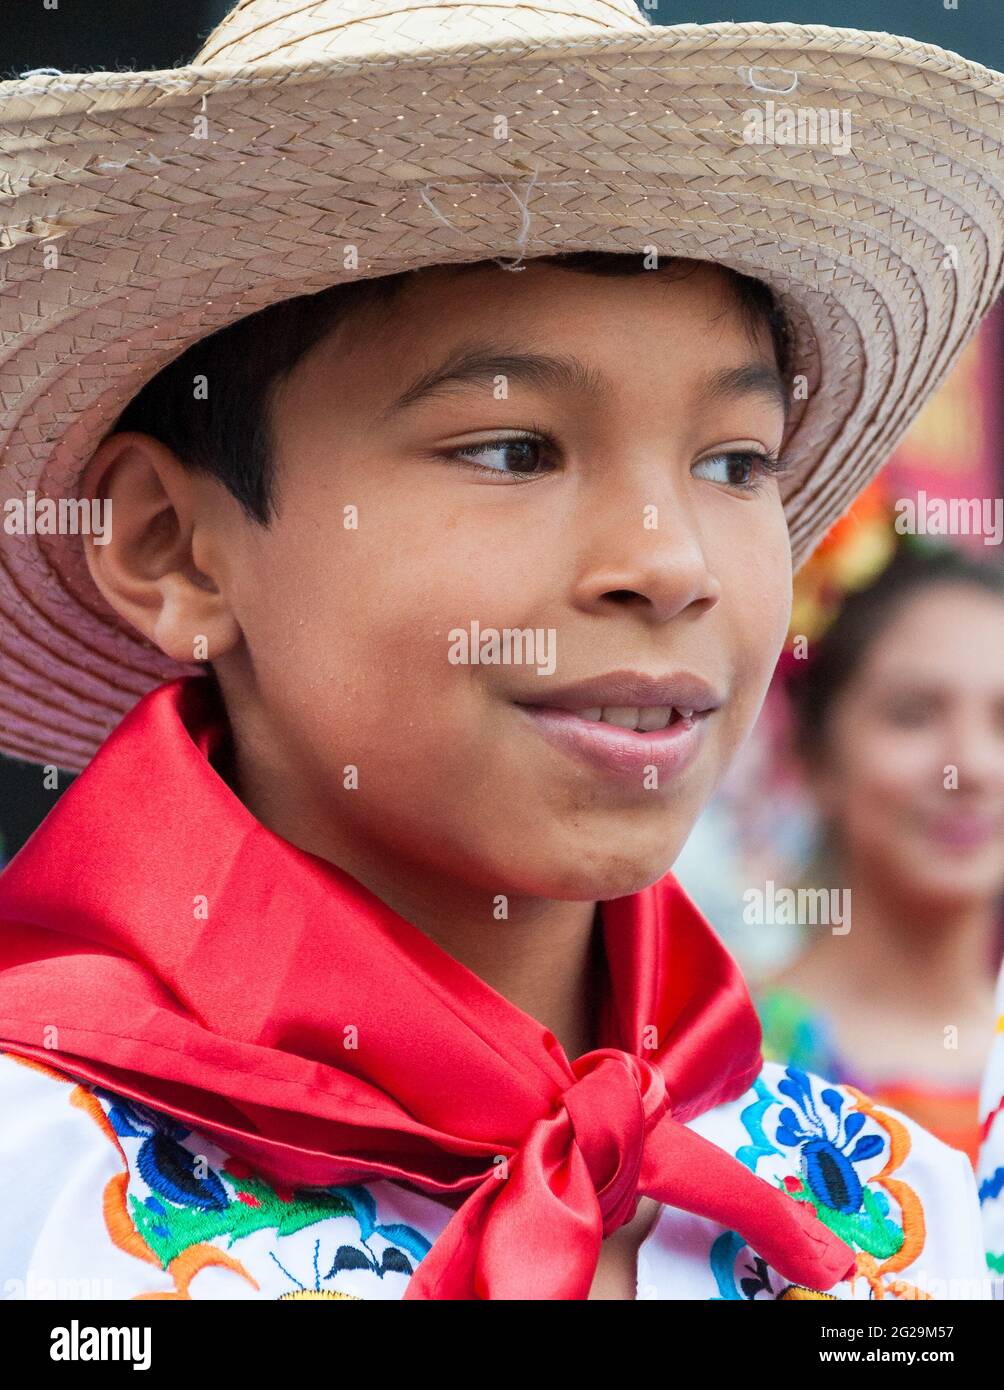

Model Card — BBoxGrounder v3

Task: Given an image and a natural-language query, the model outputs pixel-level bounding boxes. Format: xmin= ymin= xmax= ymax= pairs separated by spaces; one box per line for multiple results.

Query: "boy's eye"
xmin=444 ymin=431 xmax=556 ymax=479
xmin=440 ymin=437 xmax=789 ymax=489
xmin=692 ymin=450 xmax=785 ymax=491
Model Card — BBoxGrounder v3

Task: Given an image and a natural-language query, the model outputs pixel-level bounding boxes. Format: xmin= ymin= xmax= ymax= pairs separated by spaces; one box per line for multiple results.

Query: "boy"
xmin=0 ymin=0 xmax=1002 ymax=1300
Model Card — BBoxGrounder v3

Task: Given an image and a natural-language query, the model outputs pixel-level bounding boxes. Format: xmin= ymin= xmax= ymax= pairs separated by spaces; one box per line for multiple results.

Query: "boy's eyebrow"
xmin=381 ymin=345 xmax=790 ymax=423
xmin=381 ymin=345 xmax=609 ymax=416
xmin=701 ymin=363 xmax=791 ymax=425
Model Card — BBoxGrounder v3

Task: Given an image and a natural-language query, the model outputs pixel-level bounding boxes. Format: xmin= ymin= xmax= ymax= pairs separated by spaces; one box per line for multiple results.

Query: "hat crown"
xmin=194 ymin=0 xmax=652 ymax=66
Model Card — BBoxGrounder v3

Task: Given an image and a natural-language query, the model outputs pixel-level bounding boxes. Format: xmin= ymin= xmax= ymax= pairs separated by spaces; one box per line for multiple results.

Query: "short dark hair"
xmin=785 ymin=536 xmax=1004 ymax=767
xmin=111 ymin=252 xmax=795 ymax=525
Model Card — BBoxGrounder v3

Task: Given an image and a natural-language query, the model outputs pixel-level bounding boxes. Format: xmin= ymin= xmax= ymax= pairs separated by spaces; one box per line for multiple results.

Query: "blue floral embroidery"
xmin=94 ymin=1087 xmax=432 ymax=1289
xmin=774 ymin=1067 xmax=885 ymax=1213
xmin=710 ymin=1065 xmax=911 ymax=1299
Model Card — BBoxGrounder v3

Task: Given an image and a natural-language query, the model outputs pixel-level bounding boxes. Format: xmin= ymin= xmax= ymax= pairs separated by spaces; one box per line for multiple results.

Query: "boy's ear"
xmin=78 ymin=431 xmax=243 ymax=664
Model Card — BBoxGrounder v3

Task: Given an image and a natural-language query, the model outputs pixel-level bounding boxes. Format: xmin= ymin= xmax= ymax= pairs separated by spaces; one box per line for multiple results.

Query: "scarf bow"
xmin=411 ymin=1046 xmax=852 ymax=1299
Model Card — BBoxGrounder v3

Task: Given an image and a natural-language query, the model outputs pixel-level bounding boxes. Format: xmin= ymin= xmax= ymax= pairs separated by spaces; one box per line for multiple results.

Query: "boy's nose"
xmin=570 ymin=506 xmax=722 ymax=625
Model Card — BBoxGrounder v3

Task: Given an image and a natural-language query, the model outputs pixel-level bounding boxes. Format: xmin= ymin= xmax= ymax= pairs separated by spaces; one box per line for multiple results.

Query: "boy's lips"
xmin=513 ymin=669 xmax=723 ymax=714
xmin=511 ymin=669 xmax=722 ymax=783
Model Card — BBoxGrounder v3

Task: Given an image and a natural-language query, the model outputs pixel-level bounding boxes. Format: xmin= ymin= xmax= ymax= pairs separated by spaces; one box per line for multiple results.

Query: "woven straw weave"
xmin=0 ymin=0 xmax=1002 ymax=767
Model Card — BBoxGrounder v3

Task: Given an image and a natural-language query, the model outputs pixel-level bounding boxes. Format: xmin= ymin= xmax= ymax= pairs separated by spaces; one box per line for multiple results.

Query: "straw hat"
xmin=2 ymin=0 xmax=1003 ymax=770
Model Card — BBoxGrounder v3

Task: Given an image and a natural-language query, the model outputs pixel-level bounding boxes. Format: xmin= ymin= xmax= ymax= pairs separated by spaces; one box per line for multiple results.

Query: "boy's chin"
xmin=520 ymin=852 xmax=680 ymax=903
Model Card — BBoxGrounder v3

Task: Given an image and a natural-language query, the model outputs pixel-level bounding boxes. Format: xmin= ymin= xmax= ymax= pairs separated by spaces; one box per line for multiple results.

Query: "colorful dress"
xmin=757 ymin=985 xmax=983 ymax=1170
xmin=977 ymin=965 xmax=1004 ymax=1281
xmin=1 ymin=1048 xmax=989 ymax=1301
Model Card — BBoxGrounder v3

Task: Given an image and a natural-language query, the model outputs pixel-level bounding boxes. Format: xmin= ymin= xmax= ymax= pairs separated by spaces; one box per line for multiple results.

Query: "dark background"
xmin=1 ymin=0 xmax=1000 ymax=76
xmin=1 ymin=0 xmax=1002 ymax=858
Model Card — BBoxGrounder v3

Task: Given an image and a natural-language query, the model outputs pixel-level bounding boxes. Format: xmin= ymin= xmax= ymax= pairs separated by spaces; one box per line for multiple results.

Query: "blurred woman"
xmin=757 ymin=538 xmax=1004 ymax=1168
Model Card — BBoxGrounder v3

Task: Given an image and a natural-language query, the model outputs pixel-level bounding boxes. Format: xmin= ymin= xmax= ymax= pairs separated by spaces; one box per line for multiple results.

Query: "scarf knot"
xmin=405 ymin=1045 xmax=673 ymax=1297
xmin=564 ymin=1048 xmax=669 ymax=1236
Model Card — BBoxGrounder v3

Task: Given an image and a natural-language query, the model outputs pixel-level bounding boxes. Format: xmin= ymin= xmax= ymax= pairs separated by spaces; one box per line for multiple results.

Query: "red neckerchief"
xmin=0 ymin=676 xmax=854 ymax=1298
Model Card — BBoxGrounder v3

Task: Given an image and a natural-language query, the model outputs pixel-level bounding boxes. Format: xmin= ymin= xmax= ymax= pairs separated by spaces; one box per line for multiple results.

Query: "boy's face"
xmin=215 ymin=259 xmax=792 ymax=900
xmin=99 ymin=260 xmax=794 ymax=902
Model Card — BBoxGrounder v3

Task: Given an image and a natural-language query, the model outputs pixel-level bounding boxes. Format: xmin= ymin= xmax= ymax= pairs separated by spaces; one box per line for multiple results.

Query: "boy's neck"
xmin=321 ymin=847 xmax=606 ymax=1060
xmin=220 ymin=711 xmax=606 ymax=1060
xmin=407 ymin=889 xmax=606 ymax=1060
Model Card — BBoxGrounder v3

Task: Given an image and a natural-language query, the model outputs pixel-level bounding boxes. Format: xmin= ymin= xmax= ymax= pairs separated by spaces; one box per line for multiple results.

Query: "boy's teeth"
xmin=603 ymin=706 xmax=642 ymax=729
xmin=571 ymin=706 xmax=684 ymax=731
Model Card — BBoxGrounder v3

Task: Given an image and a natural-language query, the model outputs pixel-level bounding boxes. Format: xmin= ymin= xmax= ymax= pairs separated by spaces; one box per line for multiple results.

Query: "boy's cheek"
xmin=719 ymin=521 xmax=792 ymax=674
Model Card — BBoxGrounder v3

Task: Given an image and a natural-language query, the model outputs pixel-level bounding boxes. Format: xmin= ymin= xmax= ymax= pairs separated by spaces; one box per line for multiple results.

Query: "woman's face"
xmin=810 ymin=581 xmax=1004 ymax=907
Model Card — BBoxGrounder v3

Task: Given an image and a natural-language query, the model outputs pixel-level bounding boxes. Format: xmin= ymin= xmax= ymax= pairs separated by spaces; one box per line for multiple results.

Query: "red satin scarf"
xmin=0 ymin=676 xmax=854 ymax=1298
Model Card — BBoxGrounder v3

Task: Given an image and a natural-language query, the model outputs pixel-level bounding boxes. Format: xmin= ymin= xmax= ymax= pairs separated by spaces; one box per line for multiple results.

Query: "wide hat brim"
xmin=1 ymin=19 xmax=1003 ymax=770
